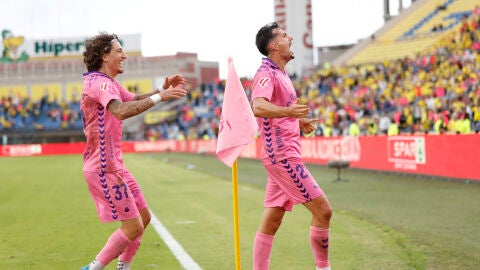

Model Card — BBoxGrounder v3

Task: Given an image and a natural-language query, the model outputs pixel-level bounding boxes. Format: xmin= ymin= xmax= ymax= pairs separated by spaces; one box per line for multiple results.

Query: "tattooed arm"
xmin=133 ymin=89 xmax=161 ymax=101
xmin=107 ymin=98 xmax=154 ymax=120
xmin=107 ymin=85 xmax=188 ymax=120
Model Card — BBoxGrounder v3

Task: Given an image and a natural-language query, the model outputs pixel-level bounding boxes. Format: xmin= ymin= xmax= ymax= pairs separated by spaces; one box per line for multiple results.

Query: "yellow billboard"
xmin=144 ymin=111 xmax=178 ymax=125
xmin=31 ymin=83 xmax=62 ymax=102
xmin=122 ymin=78 xmax=153 ymax=94
xmin=65 ymin=82 xmax=82 ymax=102
xmin=0 ymin=85 xmax=27 ymax=99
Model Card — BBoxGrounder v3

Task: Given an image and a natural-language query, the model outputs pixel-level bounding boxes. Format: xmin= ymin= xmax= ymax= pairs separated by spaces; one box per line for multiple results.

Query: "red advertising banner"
xmin=1 ymin=134 xmax=478 ymax=181
xmin=300 ymin=135 xmax=480 ymax=181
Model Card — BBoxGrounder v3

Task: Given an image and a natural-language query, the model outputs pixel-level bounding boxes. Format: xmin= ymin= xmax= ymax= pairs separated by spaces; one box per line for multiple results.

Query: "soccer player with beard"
xmin=80 ymin=32 xmax=188 ymax=270
xmin=251 ymin=22 xmax=333 ymax=270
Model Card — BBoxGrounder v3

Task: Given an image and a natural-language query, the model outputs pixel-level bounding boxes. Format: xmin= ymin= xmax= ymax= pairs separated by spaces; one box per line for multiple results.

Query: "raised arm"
xmin=133 ymin=74 xmax=187 ymax=101
xmin=108 ymin=85 xmax=188 ymax=120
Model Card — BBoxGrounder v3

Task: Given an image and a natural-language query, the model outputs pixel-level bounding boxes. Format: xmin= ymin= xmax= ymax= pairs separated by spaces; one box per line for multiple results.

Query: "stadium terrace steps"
xmin=344 ymin=0 xmax=479 ymax=66
xmin=348 ymin=38 xmax=437 ymax=64
xmin=379 ymin=0 xmax=440 ymax=42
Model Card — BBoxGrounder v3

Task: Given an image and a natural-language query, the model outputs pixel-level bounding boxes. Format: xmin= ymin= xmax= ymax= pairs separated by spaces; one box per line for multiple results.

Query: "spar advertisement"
xmin=1 ymin=134 xmax=479 ymax=181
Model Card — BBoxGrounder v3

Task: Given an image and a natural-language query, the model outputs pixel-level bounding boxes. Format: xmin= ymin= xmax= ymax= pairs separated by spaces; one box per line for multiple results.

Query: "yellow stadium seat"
xmin=348 ymin=0 xmax=479 ymax=65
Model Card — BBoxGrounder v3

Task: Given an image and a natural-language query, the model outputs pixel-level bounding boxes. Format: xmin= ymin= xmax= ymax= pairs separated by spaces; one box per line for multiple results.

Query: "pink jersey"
xmin=251 ymin=58 xmax=301 ymax=165
xmin=81 ymin=71 xmax=135 ymax=172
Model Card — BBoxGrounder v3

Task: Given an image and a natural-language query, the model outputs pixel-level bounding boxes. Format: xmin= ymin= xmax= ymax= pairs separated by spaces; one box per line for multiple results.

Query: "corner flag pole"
xmin=216 ymin=57 xmax=257 ymax=270
xmin=232 ymin=159 xmax=241 ymax=270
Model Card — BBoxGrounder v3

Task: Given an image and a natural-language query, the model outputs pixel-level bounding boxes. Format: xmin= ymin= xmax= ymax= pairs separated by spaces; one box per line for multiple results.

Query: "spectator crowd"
xmin=2 ymin=8 xmax=480 ymax=141
xmin=0 ymin=90 xmax=82 ymax=132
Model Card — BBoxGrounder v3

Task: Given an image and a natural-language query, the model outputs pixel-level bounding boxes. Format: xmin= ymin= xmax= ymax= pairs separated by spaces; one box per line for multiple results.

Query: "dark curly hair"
xmin=83 ymin=32 xmax=118 ymax=72
xmin=255 ymin=22 xmax=279 ymax=57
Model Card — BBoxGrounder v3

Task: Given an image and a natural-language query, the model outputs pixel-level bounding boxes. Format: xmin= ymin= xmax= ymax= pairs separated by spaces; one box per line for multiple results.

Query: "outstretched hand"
xmin=159 ymin=86 xmax=188 ymax=101
xmin=299 ymin=118 xmax=318 ymax=135
xmin=163 ymin=74 xmax=187 ymax=89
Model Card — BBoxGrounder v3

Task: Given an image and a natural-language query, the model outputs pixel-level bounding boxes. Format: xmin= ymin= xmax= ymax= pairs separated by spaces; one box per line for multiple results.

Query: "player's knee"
xmin=311 ymin=201 xmax=332 ymax=224
xmin=264 ymin=221 xmax=282 ymax=235
xmin=260 ymin=217 xmax=283 ymax=235
xmin=322 ymin=204 xmax=333 ymax=221
xmin=123 ymin=220 xmax=145 ymax=240
xmin=141 ymin=211 xmax=151 ymax=228
xmin=130 ymin=223 xmax=145 ymax=239
xmin=143 ymin=214 xmax=151 ymax=228
xmin=271 ymin=218 xmax=283 ymax=232
xmin=318 ymin=201 xmax=332 ymax=219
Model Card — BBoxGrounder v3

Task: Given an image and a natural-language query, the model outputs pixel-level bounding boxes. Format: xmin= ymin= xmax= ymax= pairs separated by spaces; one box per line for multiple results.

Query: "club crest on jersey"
xmin=258 ymin=77 xmax=270 ymax=87
xmin=100 ymin=82 xmax=109 ymax=92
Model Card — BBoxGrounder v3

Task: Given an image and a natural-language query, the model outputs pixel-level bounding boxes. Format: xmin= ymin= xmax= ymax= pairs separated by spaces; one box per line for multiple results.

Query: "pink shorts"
xmin=263 ymin=158 xmax=324 ymax=211
xmin=83 ymin=168 xmax=148 ymax=223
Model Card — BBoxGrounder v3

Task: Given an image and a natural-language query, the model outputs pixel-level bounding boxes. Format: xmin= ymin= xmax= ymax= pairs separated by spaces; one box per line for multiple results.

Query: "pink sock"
xmin=310 ymin=226 xmax=330 ymax=268
xmin=118 ymin=235 xmax=142 ymax=263
xmin=253 ymin=231 xmax=274 ymax=270
xmin=96 ymin=229 xmax=132 ymax=266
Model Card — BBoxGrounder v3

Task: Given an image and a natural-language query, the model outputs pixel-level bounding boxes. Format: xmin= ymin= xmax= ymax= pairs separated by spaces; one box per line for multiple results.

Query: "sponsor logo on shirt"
xmin=258 ymin=77 xmax=270 ymax=87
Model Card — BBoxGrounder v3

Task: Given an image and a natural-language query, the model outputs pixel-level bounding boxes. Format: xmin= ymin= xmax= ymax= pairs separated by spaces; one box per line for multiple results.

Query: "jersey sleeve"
xmin=251 ymin=68 xmax=274 ymax=102
xmin=98 ymin=81 xmax=122 ymax=109
xmin=119 ymin=84 xmax=135 ymax=102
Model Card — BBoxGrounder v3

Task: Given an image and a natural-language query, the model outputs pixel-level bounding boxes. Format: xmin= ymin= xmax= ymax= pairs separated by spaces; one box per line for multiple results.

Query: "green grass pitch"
xmin=0 ymin=153 xmax=479 ymax=269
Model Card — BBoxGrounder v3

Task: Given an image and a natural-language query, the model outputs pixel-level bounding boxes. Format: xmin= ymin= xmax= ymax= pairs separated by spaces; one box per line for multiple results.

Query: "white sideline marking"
xmin=176 ymin=220 xmax=197 ymax=224
xmin=149 ymin=210 xmax=202 ymax=270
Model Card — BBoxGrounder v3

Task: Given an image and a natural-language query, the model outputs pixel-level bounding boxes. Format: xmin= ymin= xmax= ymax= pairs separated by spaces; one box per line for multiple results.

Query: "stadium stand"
xmin=122 ymin=4 xmax=480 ymax=141
xmin=2 ymin=2 xmax=479 ymax=144
xmin=0 ymin=52 xmax=218 ymax=144
xmin=297 ymin=2 xmax=480 ymax=137
xmin=344 ymin=0 xmax=479 ymax=65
